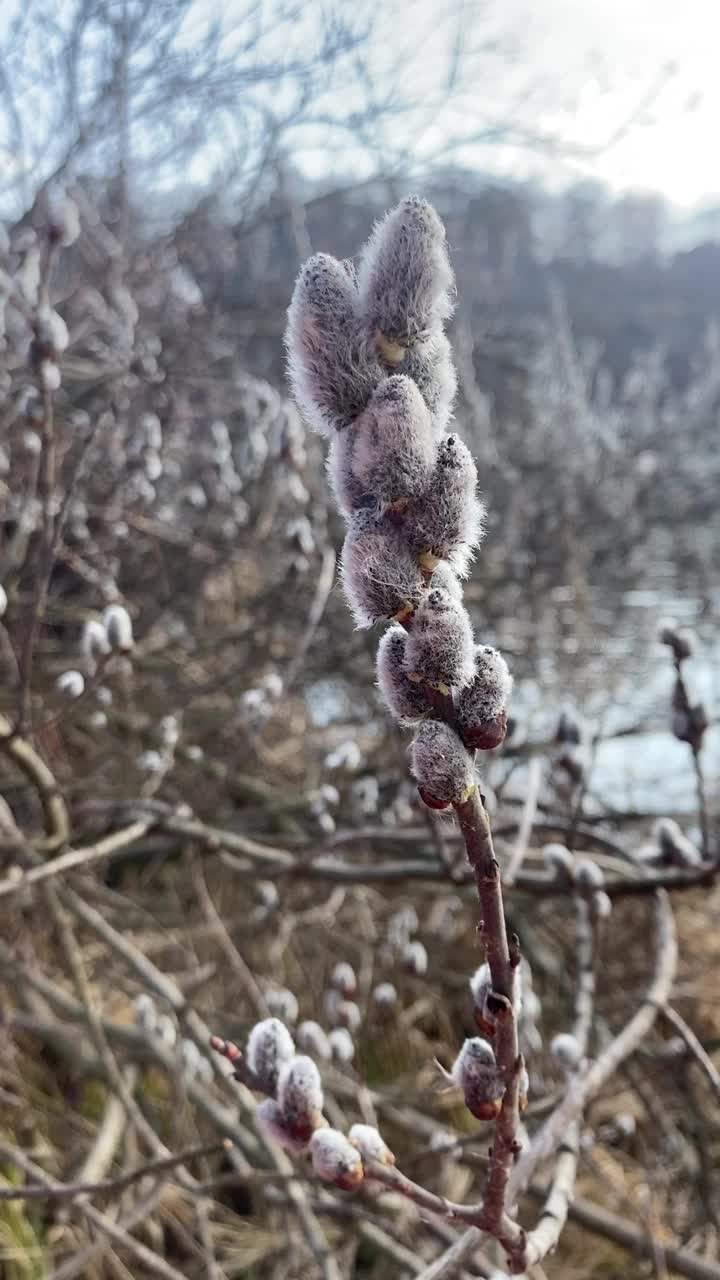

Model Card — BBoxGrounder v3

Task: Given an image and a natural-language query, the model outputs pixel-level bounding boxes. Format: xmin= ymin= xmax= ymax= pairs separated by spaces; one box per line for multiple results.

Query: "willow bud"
xmin=429 ymin=561 xmax=463 ymax=601
xmin=310 ymin=1127 xmax=364 ymax=1189
xmin=402 ymin=939 xmax=428 ymax=975
xmin=654 ymin=818 xmax=702 ymax=868
xmin=450 ymin=1038 xmax=505 ymax=1121
xmin=376 ymin=625 xmax=432 ymax=724
xmin=400 ymin=332 xmax=457 ymax=433
xmin=339 ymin=376 xmax=437 ymax=511
xmin=403 ymin=589 xmax=476 ymax=693
xmin=341 ymin=510 xmax=425 ymax=627
xmin=336 ymin=1000 xmax=362 ymax=1033
xmin=56 ymin=669 xmax=85 ymax=699
xmin=286 ymin=253 xmax=378 ymax=435
xmin=277 ymin=1055 xmax=324 ymax=1143
xmin=256 ymin=1098 xmax=310 ymax=1153
xmin=411 ymin=721 xmax=475 ymax=810
xmin=574 ymin=858 xmax=605 ymax=891
xmin=358 ymin=196 xmax=453 ymax=344
xmin=297 ymin=1021 xmax=333 ymax=1061
xmin=246 ymin=1018 xmax=295 ymax=1095
xmin=457 ymin=646 xmax=513 ymax=750
xmin=102 ymin=604 xmax=134 ymax=652
xmin=331 ymin=962 xmax=358 ymax=998
xmin=266 ymin=988 xmax=299 ymax=1024
xmin=328 ymin=1027 xmax=355 ymax=1062
xmin=372 ymin=982 xmax=398 ymax=1010
xmin=349 ymin=1124 xmax=395 ymax=1166
xmin=551 ymin=1032 xmax=583 ymax=1072
xmin=406 ymin=435 xmax=484 ymax=577
xmin=542 ymin=843 xmax=574 ymax=881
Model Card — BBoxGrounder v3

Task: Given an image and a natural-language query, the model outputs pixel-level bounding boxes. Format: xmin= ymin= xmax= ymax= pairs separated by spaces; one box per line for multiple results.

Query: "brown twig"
xmin=0 ymin=1140 xmax=188 ymax=1280
xmin=0 ymin=1140 xmax=228 ymax=1202
xmin=661 ymin=1004 xmax=720 ymax=1102
xmin=454 ymin=788 xmax=522 ymax=1239
xmin=193 ymin=861 xmax=270 ymax=1019
xmin=503 ymin=753 xmax=542 ymax=886
xmin=0 ymin=818 xmax=151 ymax=898
xmin=517 ymin=895 xmax=596 ymax=1270
xmin=0 ymin=711 xmax=70 ymax=850
xmin=526 ymin=1184 xmax=720 ymax=1280
xmin=508 ymin=890 xmax=677 ymax=1204
xmin=422 ymin=890 xmax=677 ymax=1278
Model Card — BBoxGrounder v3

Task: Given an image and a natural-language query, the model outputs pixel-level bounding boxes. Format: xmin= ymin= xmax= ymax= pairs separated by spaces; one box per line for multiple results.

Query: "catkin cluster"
xmin=286 ymin=197 xmax=513 ymax=810
xmin=210 ymin=1022 xmax=394 ymax=1191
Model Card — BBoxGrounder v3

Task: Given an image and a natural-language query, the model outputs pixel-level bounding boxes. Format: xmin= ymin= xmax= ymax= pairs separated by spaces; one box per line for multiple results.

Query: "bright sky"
xmin=307 ymin=0 xmax=720 ymax=209
xmin=2 ymin=0 xmax=719 ymax=212
xmin=501 ymin=0 xmax=720 ymax=205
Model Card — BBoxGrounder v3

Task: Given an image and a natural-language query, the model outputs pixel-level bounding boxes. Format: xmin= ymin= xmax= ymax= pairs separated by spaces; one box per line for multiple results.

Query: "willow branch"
xmin=454 ymin=788 xmax=522 ymax=1238
xmin=0 ymin=712 xmax=70 ymax=851
xmin=508 ymin=890 xmax=676 ymax=1203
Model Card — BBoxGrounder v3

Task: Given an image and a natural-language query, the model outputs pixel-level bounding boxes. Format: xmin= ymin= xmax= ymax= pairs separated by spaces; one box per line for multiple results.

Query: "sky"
xmin=495 ymin=0 xmax=720 ymax=206
xmin=2 ymin=0 xmax=720 ymax=213
xmin=294 ymin=0 xmax=720 ymax=210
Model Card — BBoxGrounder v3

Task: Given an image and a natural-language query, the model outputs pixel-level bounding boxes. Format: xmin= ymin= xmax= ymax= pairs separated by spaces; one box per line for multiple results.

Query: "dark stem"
xmin=454 ymin=787 xmax=521 ymax=1235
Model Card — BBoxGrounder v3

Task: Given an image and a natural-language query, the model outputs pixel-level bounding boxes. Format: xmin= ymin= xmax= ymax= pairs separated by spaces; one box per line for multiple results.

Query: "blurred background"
xmin=0 ymin=1 xmax=718 ymax=1277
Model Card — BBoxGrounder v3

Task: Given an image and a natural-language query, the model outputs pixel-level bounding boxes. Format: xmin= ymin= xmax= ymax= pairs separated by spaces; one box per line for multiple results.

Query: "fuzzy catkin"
xmin=654 ymin=817 xmax=702 ymax=867
xmin=400 ymin=332 xmax=458 ymax=435
xmin=429 ymin=560 xmax=463 ymax=601
xmin=277 ymin=1055 xmax=324 ymax=1142
xmin=542 ymin=842 xmax=575 ymax=880
xmin=341 ymin=510 xmax=426 ymax=627
xmin=255 ymin=1098 xmax=309 ymax=1154
xmin=358 ymin=196 xmax=454 ymax=344
xmin=102 ymin=604 xmax=134 ymax=652
xmin=286 ymin=253 xmax=379 ymax=435
xmin=81 ymin=618 xmax=111 ymax=662
xmin=456 ymin=645 xmax=513 ymax=750
xmin=327 ymin=374 xmax=436 ymax=515
xmin=403 ymin=588 xmax=476 ymax=692
xmin=450 ymin=1037 xmax=505 ymax=1121
xmin=297 ymin=1021 xmax=333 ymax=1061
xmin=410 ymin=720 xmax=475 ymax=809
xmin=551 ymin=1032 xmax=583 ymax=1071
xmin=310 ymin=1128 xmax=364 ymax=1189
xmin=405 ymin=434 xmax=484 ymax=576
xmin=376 ymin=625 xmax=432 ymax=724
xmin=349 ymin=1124 xmax=395 ymax=1166
xmin=331 ymin=962 xmax=358 ymax=997
xmin=246 ymin=1018 xmax=295 ymax=1096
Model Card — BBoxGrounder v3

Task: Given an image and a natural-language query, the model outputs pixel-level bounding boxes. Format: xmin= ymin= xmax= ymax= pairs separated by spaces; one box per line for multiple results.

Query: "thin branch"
xmin=526 ymin=1184 xmax=720 ymax=1280
xmin=0 ymin=819 xmax=151 ymax=899
xmin=0 ymin=1140 xmax=187 ymax=1280
xmin=517 ymin=896 xmax=595 ymax=1270
xmin=454 ymin=788 xmax=522 ymax=1240
xmin=0 ymin=713 xmax=70 ymax=851
xmin=661 ymin=1005 xmax=720 ymax=1102
xmin=503 ymin=754 xmax=542 ymax=886
xmin=508 ymin=891 xmax=677 ymax=1204
xmin=0 ymin=1140 xmax=228 ymax=1202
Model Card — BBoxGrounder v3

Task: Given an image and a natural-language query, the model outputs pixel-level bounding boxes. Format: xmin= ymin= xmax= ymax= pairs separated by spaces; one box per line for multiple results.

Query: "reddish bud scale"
xmin=471 ymin=1096 xmax=503 ymax=1122
xmin=473 ymin=1010 xmax=496 ymax=1040
xmin=418 ymin=785 xmax=450 ymax=810
xmin=461 ymin=709 xmax=508 ymax=751
xmin=209 ymin=1036 xmax=241 ymax=1063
